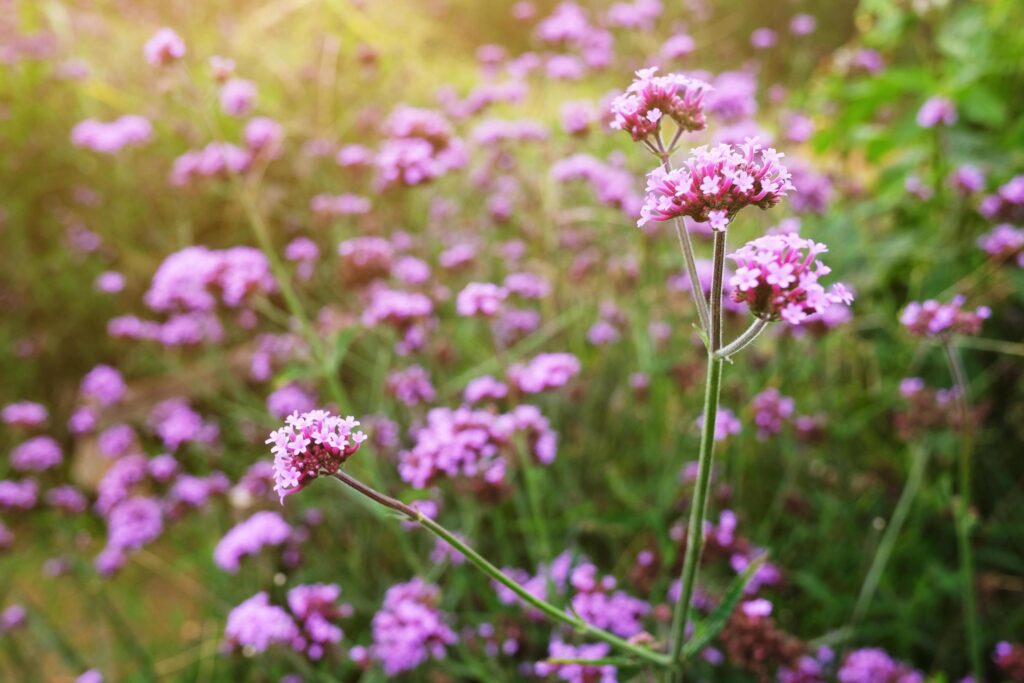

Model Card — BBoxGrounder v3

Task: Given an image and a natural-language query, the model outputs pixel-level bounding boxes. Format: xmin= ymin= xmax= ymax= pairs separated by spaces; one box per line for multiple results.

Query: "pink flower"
xmin=917 ymin=96 xmax=957 ymax=128
xmin=266 ymin=410 xmax=367 ymax=502
xmin=456 ymin=283 xmax=508 ymax=317
xmin=144 ymin=28 xmax=186 ymax=66
xmin=729 ymin=233 xmax=852 ymax=325
xmin=610 ymin=67 xmax=711 ymax=142
xmin=899 ymin=296 xmax=990 ymax=337
xmin=639 ymin=138 xmax=792 ymax=228
xmin=220 ymin=78 xmax=257 ymax=117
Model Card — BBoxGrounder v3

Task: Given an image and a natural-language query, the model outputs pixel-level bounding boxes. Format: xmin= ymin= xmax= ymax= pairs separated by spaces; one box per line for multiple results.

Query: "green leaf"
xmin=683 ymin=554 xmax=767 ymax=659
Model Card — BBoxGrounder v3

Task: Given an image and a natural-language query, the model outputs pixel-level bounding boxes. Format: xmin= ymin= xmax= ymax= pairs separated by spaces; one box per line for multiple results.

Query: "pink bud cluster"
xmin=977 ymin=224 xmax=1024 ymax=266
xmin=266 ymin=410 xmax=367 ymax=502
xmin=729 ymin=234 xmax=853 ymax=325
xmin=609 ymin=67 xmax=711 ymax=142
xmin=899 ymin=295 xmax=990 ymax=338
xmin=638 ymin=138 xmax=792 ymax=229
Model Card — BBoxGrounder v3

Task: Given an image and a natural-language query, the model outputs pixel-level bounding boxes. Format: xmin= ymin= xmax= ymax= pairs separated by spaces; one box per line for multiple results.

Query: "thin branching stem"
xmin=715 ymin=318 xmax=769 ymax=360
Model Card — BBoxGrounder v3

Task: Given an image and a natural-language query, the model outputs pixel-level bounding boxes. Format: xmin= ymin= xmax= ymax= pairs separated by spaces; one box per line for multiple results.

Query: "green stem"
xmin=659 ymin=153 xmax=710 ymax=336
xmin=667 ymin=356 xmax=723 ymax=680
xmin=331 ymin=471 xmax=671 ymax=668
xmin=852 ymin=445 xmax=929 ymax=623
xmin=942 ymin=340 xmax=982 ymax=682
xmin=668 ymin=228 xmax=728 ymax=682
xmin=715 ymin=318 xmax=770 ymax=360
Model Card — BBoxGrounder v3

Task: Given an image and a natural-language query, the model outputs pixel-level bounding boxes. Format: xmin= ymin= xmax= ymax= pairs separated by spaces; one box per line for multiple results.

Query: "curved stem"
xmin=715 ymin=318 xmax=770 ymax=360
xmin=941 ymin=340 xmax=982 ymax=682
xmin=331 ymin=471 xmax=672 ymax=669
xmin=852 ymin=445 xmax=929 ymax=624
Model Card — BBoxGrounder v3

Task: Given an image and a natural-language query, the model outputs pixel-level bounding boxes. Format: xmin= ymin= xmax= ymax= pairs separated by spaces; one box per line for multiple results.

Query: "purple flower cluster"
xmin=10 ymin=436 xmax=63 ymax=472
xmin=916 ymin=96 xmax=957 ymax=128
xmin=267 ymin=384 xmax=317 ymax=420
xmin=550 ymin=154 xmax=642 ymax=215
xmin=977 ymin=224 xmax=1024 ymax=266
xmin=979 ymin=175 xmax=1024 ymax=223
xmin=312 ymin=193 xmax=371 ymax=217
xmin=697 ymin=407 xmax=741 ymax=441
xmin=145 ymin=246 xmax=276 ymax=313
xmin=899 ymin=295 xmax=990 ymax=337
xmin=398 ymin=404 xmax=557 ymax=489
xmin=148 ymin=399 xmax=219 ymax=451
xmin=214 ymin=511 xmax=292 ymax=573
xmin=750 ymin=388 xmax=796 ymax=439
xmin=266 ymin=410 xmax=367 ymax=502
xmin=71 ymin=115 xmax=153 ymax=154
xmin=569 ymin=563 xmax=650 ymax=637
xmin=287 ymin=583 xmax=351 ymax=660
xmin=535 ymin=641 xmax=617 ymax=683
xmin=387 ymin=366 xmax=437 ymax=407
xmin=507 ymin=352 xmax=580 ymax=394
xmin=370 ymin=578 xmax=457 ymax=676
xmin=609 ymin=67 xmax=710 ymax=142
xmin=80 ymin=365 xmax=126 ymax=406
xmin=224 ymin=592 xmax=300 ymax=653
xmin=729 ymin=233 xmax=853 ymax=325
xmin=838 ymin=648 xmax=923 ymax=683
xmin=97 ymin=496 xmax=164 ymax=574
xmin=638 ymin=138 xmax=792 ymax=229
xmin=144 ymin=28 xmax=185 ymax=66
xmin=169 ymin=142 xmax=251 ymax=186
xmin=0 ymin=480 xmax=38 ymax=510
xmin=2 ymin=401 xmax=48 ymax=427
xmin=375 ymin=106 xmax=467 ymax=189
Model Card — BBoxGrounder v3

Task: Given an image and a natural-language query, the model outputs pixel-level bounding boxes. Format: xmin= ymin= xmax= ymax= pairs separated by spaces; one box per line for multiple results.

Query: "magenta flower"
xmin=71 ymin=116 xmax=153 ymax=154
xmin=638 ymin=138 xmax=792 ymax=229
xmin=917 ymin=96 xmax=957 ymax=128
xmin=977 ymin=224 xmax=1024 ymax=266
xmin=729 ymin=234 xmax=853 ymax=325
xmin=80 ymin=364 xmax=126 ymax=406
xmin=610 ymin=67 xmax=711 ymax=142
xmin=370 ymin=578 xmax=457 ymax=676
xmin=266 ymin=410 xmax=367 ymax=502
xmin=2 ymin=401 xmax=48 ymax=428
xmin=900 ymin=296 xmax=990 ymax=337
xmin=10 ymin=436 xmax=62 ymax=472
xmin=456 ymin=282 xmax=508 ymax=317
xmin=224 ymin=592 xmax=299 ymax=653
xmin=507 ymin=352 xmax=581 ymax=394
xmin=144 ymin=28 xmax=186 ymax=66
xmin=214 ymin=511 xmax=292 ymax=573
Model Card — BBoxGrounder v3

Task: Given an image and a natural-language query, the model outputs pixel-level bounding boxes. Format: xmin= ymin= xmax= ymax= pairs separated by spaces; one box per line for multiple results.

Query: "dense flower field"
xmin=2 ymin=0 xmax=1023 ymax=681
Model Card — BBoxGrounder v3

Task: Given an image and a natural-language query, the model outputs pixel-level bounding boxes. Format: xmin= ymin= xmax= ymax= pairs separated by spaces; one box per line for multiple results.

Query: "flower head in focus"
xmin=266 ymin=410 xmax=367 ymax=502
xmin=729 ymin=233 xmax=853 ymax=325
xmin=610 ymin=67 xmax=711 ymax=143
xmin=638 ymin=138 xmax=792 ymax=229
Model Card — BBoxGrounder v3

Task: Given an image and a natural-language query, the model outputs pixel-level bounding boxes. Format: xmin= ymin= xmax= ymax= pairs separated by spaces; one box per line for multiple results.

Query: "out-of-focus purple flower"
xmin=535 ymin=640 xmax=616 ymax=682
xmin=750 ymin=388 xmax=796 ymax=439
xmin=267 ymin=385 xmax=317 ymax=420
xmin=214 ymin=511 xmax=292 ymax=573
xmin=661 ymin=33 xmax=695 ymax=60
xmin=224 ymin=592 xmax=299 ymax=653
xmin=81 ymin=364 xmax=126 ymax=406
xmin=838 ymin=648 xmax=923 ymax=683
xmin=10 ymin=436 xmax=62 ymax=471
xmin=0 ymin=605 xmax=27 ymax=633
xmin=729 ymin=233 xmax=853 ymax=325
xmin=697 ymin=408 xmax=741 ymax=441
xmin=45 ymin=486 xmax=88 ymax=514
xmin=464 ymin=376 xmax=509 ymax=404
xmin=288 ymin=583 xmax=350 ymax=660
xmin=561 ymin=101 xmax=595 ymax=135
xmin=550 ymin=153 xmax=642 ymax=216
xmin=978 ymin=224 xmax=1024 ymax=266
xmin=507 ymin=352 xmax=580 ymax=394
xmin=790 ymin=14 xmax=817 ymax=35
xmin=104 ymin=496 xmax=163 ymax=555
xmin=94 ymin=271 xmax=126 ymax=293
xmin=750 ymin=28 xmax=777 ymax=49
xmin=312 ymin=193 xmax=371 ymax=217
xmin=638 ymin=138 xmax=791 ymax=229
xmin=741 ymin=598 xmax=773 ymax=617
xmin=266 ymin=410 xmax=366 ymax=502
xmin=170 ymin=143 xmax=251 ymax=186
xmin=472 ymin=118 xmax=548 ymax=145
xmin=148 ymin=398 xmax=219 ymax=451
xmin=456 ymin=282 xmax=507 ymax=317
xmin=949 ymin=164 xmax=985 ymax=194
xmin=370 ymin=578 xmax=457 ymax=676
xmin=71 ymin=116 xmax=153 ymax=154
xmin=210 ymin=55 xmax=235 ymax=81
xmin=569 ymin=563 xmax=650 ymax=637
xmin=2 ymin=401 xmax=48 ymax=427
xmin=917 ymin=96 xmax=957 ymax=128
xmin=284 ymin=237 xmax=319 ymax=281
xmin=76 ymin=670 xmax=103 ymax=683
xmin=387 ymin=366 xmax=436 ymax=407
xmin=783 ymin=112 xmax=815 ymax=143
xmin=900 ymin=296 xmax=990 ymax=337
xmin=587 ymin=320 xmax=620 ymax=345
xmin=220 ymin=78 xmax=257 ymax=117
xmin=144 ymin=28 xmax=185 ymax=66
xmin=980 ymin=175 xmax=1024 ymax=222
xmin=335 ymin=144 xmax=374 ymax=168
xmin=145 ymin=246 xmax=275 ymax=313
xmin=244 ymin=117 xmax=283 ymax=158
xmin=0 ymin=479 xmax=37 ymax=510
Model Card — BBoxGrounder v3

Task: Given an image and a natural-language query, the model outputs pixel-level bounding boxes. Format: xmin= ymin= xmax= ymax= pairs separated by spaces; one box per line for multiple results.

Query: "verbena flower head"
xmin=916 ymin=96 xmax=957 ymax=128
xmin=2 ymin=401 xmax=48 ymax=428
xmin=899 ymin=295 xmax=990 ymax=338
xmin=224 ymin=592 xmax=299 ymax=654
xmin=977 ymin=224 xmax=1024 ymax=266
xmin=729 ymin=233 xmax=853 ymax=325
xmin=371 ymin=578 xmax=457 ymax=676
xmin=638 ymin=138 xmax=792 ymax=229
xmin=610 ymin=67 xmax=710 ymax=142
xmin=144 ymin=28 xmax=186 ymax=66
xmin=838 ymin=648 xmax=923 ymax=683
xmin=10 ymin=436 xmax=63 ymax=472
xmin=214 ymin=510 xmax=292 ymax=573
xmin=266 ymin=410 xmax=367 ymax=502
